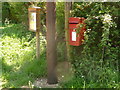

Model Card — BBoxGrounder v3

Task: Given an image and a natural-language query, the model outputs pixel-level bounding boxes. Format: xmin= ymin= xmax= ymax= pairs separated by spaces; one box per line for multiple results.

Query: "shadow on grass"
xmin=2 ymin=50 xmax=47 ymax=88
xmin=1 ymin=24 xmax=46 ymax=88
xmin=2 ymin=24 xmax=47 ymax=87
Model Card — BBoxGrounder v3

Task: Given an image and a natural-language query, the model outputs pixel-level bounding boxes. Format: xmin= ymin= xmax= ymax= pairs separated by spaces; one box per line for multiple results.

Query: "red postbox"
xmin=69 ymin=17 xmax=86 ymax=46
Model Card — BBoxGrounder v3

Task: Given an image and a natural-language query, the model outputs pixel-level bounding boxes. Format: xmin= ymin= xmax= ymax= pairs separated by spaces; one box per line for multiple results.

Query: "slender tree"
xmin=46 ymin=2 xmax=58 ymax=84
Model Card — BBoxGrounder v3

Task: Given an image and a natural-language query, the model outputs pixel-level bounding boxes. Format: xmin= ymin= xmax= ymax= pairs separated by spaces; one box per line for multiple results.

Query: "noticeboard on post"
xmin=28 ymin=7 xmax=40 ymax=32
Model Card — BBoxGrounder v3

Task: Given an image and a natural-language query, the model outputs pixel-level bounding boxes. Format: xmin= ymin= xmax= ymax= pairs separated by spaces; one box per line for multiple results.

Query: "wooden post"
xmin=36 ymin=10 xmax=40 ymax=59
xmin=46 ymin=2 xmax=58 ymax=84
xmin=28 ymin=7 xmax=41 ymax=59
xmin=36 ymin=30 xmax=40 ymax=59
xmin=65 ymin=2 xmax=72 ymax=61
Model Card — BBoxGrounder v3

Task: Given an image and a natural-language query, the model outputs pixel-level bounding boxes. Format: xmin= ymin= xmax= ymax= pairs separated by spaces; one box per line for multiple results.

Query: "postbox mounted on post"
xmin=28 ymin=7 xmax=41 ymax=32
xmin=69 ymin=17 xmax=86 ymax=46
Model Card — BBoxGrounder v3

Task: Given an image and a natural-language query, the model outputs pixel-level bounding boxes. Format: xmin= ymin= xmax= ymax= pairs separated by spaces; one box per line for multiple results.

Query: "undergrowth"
xmin=1 ymin=24 xmax=47 ymax=88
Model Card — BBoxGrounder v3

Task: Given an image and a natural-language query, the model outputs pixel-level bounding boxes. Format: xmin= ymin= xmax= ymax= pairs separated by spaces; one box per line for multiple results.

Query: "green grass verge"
xmin=1 ymin=24 xmax=47 ymax=88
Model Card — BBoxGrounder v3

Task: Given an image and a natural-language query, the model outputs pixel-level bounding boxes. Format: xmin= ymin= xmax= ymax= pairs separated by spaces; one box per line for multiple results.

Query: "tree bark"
xmin=46 ymin=2 xmax=58 ymax=84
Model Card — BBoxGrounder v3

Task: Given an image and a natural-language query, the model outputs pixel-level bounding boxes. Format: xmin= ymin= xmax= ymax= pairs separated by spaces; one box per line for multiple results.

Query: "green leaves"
xmin=1 ymin=24 xmax=47 ymax=88
xmin=70 ymin=2 xmax=119 ymax=88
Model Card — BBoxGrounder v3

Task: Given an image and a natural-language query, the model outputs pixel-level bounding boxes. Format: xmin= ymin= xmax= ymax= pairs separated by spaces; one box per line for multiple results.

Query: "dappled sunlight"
xmin=1 ymin=24 xmax=47 ymax=88
xmin=1 ymin=2 xmax=120 ymax=88
xmin=1 ymin=36 xmax=35 ymax=66
xmin=0 ymin=78 xmax=7 ymax=89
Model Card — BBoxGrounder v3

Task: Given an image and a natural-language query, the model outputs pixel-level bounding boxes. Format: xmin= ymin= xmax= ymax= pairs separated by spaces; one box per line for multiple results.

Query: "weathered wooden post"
xmin=46 ymin=2 xmax=58 ymax=84
xmin=65 ymin=2 xmax=72 ymax=61
xmin=28 ymin=7 xmax=41 ymax=59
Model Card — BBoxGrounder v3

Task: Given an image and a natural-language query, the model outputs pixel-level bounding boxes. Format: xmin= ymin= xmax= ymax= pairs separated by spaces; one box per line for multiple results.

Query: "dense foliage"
xmin=68 ymin=2 xmax=120 ymax=88
xmin=2 ymin=2 xmax=46 ymax=25
xmin=1 ymin=2 xmax=120 ymax=88
xmin=2 ymin=2 xmax=28 ymax=24
xmin=56 ymin=2 xmax=66 ymax=61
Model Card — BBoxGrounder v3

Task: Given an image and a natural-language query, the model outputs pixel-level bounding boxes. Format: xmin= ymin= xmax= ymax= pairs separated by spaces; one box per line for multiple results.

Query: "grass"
xmin=1 ymin=24 xmax=120 ymax=88
xmin=60 ymin=76 xmax=120 ymax=88
xmin=1 ymin=24 xmax=47 ymax=88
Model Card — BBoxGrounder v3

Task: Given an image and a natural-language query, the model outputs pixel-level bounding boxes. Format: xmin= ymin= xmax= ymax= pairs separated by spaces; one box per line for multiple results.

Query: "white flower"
xmin=103 ymin=14 xmax=112 ymax=24
xmin=82 ymin=76 xmax=84 ymax=78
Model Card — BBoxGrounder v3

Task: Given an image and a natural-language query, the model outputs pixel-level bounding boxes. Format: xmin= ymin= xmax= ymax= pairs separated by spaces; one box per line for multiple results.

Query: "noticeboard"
xmin=28 ymin=7 xmax=40 ymax=32
xmin=29 ymin=12 xmax=36 ymax=31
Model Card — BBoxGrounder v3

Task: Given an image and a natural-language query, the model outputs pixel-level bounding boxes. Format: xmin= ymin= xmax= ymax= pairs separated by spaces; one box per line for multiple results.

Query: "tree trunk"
xmin=46 ymin=2 xmax=58 ymax=84
xmin=65 ymin=2 xmax=72 ymax=61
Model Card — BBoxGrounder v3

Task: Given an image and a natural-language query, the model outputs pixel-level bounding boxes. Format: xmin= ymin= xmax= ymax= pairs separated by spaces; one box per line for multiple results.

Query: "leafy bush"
xmin=69 ymin=2 xmax=120 ymax=88
xmin=1 ymin=24 xmax=47 ymax=88
xmin=2 ymin=2 xmax=11 ymax=25
xmin=56 ymin=2 xmax=67 ymax=62
xmin=1 ymin=2 xmax=120 ymax=88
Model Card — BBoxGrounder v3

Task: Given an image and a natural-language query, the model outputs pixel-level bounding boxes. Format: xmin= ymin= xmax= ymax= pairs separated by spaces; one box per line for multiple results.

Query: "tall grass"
xmin=1 ymin=24 xmax=47 ymax=88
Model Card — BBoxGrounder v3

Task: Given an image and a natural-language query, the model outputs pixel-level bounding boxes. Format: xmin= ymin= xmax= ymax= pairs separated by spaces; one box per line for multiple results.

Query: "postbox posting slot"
xmin=69 ymin=17 xmax=80 ymax=24
xmin=69 ymin=22 xmax=79 ymax=24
